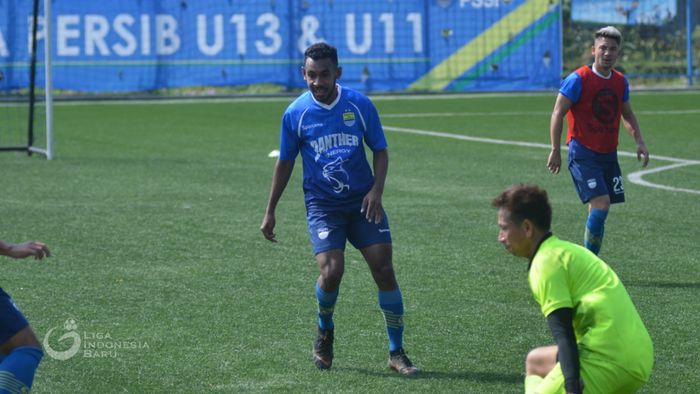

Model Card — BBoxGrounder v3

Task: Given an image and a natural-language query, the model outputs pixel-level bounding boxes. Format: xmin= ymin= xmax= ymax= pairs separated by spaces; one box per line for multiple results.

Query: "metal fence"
xmin=564 ymin=0 xmax=698 ymax=87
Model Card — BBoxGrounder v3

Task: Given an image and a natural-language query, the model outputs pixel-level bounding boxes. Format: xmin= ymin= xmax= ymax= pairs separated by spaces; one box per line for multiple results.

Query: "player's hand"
xmin=547 ymin=148 xmax=562 ymax=174
xmin=8 ymin=242 xmax=50 ymax=260
xmin=637 ymin=142 xmax=649 ymax=167
xmin=260 ymin=213 xmax=277 ymax=242
xmin=361 ymin=188 xmax=383 ymax=224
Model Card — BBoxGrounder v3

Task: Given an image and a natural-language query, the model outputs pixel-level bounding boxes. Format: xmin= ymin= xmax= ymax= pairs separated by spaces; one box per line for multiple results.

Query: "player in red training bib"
xmin=547 ymin=26 xmax=650 ymax=255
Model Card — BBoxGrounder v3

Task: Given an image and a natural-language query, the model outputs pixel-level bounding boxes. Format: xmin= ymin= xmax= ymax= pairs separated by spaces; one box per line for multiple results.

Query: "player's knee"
xmin=0 ymin=326 xmax=42 ymax=355
xmin=525 ymin=348 xmax=549 ymax=377
xmin=589 ymin=195 xmax=611 ymax=211
xmin=319 ymin=266 xmax=344 ymax=288
xmin=372 ymin=263 xmax=395 ymax=280
xmin=371 ymin=264 xmax=398 ymax=290
xmin=26 ymin=334 xmax=42 ymax=349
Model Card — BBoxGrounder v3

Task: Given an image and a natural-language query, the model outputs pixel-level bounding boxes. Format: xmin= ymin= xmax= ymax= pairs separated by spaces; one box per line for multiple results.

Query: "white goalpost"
xmin=0 ymin=0 xmax=53 ymax=160
xmin=35 ymin=0 xmax=53 ymax=160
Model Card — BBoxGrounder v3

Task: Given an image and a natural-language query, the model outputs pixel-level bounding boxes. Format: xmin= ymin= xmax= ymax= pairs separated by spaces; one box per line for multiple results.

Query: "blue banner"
xmin=0 ymin=0 xmax=562 ymax=93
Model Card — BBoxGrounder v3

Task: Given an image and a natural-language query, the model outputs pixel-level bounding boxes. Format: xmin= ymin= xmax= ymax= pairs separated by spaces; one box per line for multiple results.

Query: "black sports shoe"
xmin=313 ymin=328 xmax=334 ymax=370
xmin=388 ymin=348 xmax=419 ymax=376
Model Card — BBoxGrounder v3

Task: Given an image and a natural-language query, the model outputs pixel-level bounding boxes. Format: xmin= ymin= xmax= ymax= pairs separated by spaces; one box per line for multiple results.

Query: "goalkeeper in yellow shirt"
xmin=492 ymin=184 xmax=653 ymax=393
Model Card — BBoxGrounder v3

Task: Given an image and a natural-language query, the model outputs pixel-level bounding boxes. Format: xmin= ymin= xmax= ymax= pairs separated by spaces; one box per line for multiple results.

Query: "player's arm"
xmin=361 ymin=149 xmax=388 ymax=224
xmin=0 ymin=240 xmax=50 ymax=260
xmin=547 ymin=308 xmax=584 ymax=394
xmin=260 ymin=159 xmax=295 ymax=242
xmin=547 ymin=94 xmax=573 ymax=175
xmin=621 ymin=101 xmax=649 ymax=167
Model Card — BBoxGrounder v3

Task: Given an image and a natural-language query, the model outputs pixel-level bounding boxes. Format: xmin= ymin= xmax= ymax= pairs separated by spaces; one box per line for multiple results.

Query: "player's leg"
xmin=0 ymin=290 xmax=43 ymax=392
xmin=307 ymin=206 xmax=348 ymax=370
xmin=585 ymin=158 xmax=625 ymax=255
xmin=359 ymin=243 xmax=403 ymax=352
xmin=578 ymin=356 xmax=648 ymax=394
xmin=307 ymin=205 xmax=348 ymax=317
xmin=525 ymin=345 xmax=558 ymax=378
xmin=586 ymin=194 xmax=610 ymax=255
xmin=315 ymin=249 xmax=345 ymax=293
xmin=583 ymin=160 xmax=627 ymax=255
xmin=351 ymin=209 xmax=403 ymax=351
xmin=360 ymin=243 xmax=397 ymax=290
xmin=527 ymin=349 xmax=650 ymax=394
xmin=568 ymin=155 xmax=610 ymax=255
xmin=350 ymin=209 xmax=417 ymax=375
xmin=312 ymin=250 xmax=344 ymax=370
xmin=314 ymin=249 xmax=344 ymax=333
xmin=359 ymin=243 xmax=402 ymax=350
xmin=360 ymin=243 xmax=417 ymax=375
xmin=525 ymin=345 xmax=566 ymax=393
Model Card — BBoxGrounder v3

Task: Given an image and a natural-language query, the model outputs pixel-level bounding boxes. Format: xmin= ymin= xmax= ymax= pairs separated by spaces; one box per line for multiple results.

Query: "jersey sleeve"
xmin=278 ymin=110 xmax=300 ymax=161
xmin=559 ymin=72 xmax=582 ymax=103
xmin=623 ymin=75 xmax=630 ymax=102
xmin=530 ymin=253 xmax=575 ymax=317
xmin=362 ymin=98 xmax=388 ymax=152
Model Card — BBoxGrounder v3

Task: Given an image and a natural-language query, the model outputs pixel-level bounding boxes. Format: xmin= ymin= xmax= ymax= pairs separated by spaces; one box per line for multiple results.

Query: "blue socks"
xmin=378 ymin=288 xmax=405 ymax=352
xmin=315 ymin=283 xmax=406 ymax=352
xmin=585 ymin=208 xmax=608 ymax=255
xmin=0 ymin=346 xmax=43 ymax=393
xmin=315 ymin=282 xmax=338 ymax=331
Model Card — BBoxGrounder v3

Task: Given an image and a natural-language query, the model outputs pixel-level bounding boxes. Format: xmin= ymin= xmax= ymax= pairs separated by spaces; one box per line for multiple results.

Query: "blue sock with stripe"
xmin=378 ymin=288 xmax=404 ymax=352
xmin=315 ymin=282 xmax=338 ymax=331
xmin=0 ymin=346 xmax=43 ymax=393
xmin=585 ymin=208 xmax=608 ymax=255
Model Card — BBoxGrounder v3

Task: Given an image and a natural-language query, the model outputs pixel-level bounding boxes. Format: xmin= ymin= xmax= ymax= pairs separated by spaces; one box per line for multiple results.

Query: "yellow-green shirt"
xmin=529 ymin=235 xmax=653 ymax=381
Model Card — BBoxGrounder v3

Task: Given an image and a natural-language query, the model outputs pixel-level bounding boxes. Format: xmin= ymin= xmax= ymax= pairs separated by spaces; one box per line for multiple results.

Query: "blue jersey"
xmin=279 ymin=85 xmax=387 ymax=204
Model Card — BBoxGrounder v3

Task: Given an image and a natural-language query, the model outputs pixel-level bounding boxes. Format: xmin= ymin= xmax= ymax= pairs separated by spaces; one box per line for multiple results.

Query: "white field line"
xmin=382 ymin=109 xmax=700 ymax=118
xmin=627 ymin=163 xmax=700 ymax=195
xmin=384 ymin=125 xmax=700 ymax=196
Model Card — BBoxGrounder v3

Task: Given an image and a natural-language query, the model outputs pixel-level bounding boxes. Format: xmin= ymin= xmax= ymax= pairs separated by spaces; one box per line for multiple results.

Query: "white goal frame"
xmin=27 ymin=0 xmax=53 ymax=160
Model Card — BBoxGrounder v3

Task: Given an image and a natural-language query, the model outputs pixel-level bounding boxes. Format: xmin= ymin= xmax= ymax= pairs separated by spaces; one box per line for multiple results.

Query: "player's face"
xmin=302 ymin=57 xmax=342 ymax=105
xmin=497 ymin=209 xmax=530 ymax=258
xmin=592 ymin=37 xmax=620 ymax=73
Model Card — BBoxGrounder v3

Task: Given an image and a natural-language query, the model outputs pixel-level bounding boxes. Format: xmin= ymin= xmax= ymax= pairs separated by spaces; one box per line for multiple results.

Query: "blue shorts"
xmin=568 ymin=139 xmax=625 ymax=204
xmin=306 ymin=200 xmax=392 ymax=255
xmin=0 ymin=288 xmax=29 ymax=344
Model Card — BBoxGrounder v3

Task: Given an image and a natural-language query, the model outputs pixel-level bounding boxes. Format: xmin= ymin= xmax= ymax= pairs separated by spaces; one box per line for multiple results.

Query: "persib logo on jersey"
xmin=342 ymin=110 xmax=356 ymax=127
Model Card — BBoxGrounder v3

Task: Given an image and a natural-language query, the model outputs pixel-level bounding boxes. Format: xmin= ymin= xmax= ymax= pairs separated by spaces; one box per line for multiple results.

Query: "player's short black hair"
xmin=595 ymin=26 xmax=622 ymax=45
xmin=304 ymin=42 xmax=338 ymax=67
xmin=492 ymin=184 xmax=552 ymax=231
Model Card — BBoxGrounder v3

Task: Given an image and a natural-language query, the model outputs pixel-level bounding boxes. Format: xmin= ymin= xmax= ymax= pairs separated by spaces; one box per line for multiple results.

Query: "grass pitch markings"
xmin=382 ymin=109 xmax=700 ymax=118
xmin=383 ymin=125 xmax=700 ymax=196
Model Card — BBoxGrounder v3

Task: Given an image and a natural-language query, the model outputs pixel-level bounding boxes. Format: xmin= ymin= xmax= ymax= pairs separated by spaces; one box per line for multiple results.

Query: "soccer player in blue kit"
xmin=260 ymin=43 xmax=418 ymax=375
xmin=0 ymin=239 xmax=50 ymax=392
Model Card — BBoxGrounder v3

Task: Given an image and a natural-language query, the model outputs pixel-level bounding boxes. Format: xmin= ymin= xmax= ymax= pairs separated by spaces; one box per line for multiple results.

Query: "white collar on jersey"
xmin=591 ymin=65 xmax=613 ymax=79
xmin=312 ymin=84 xmax=342 ymax=110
